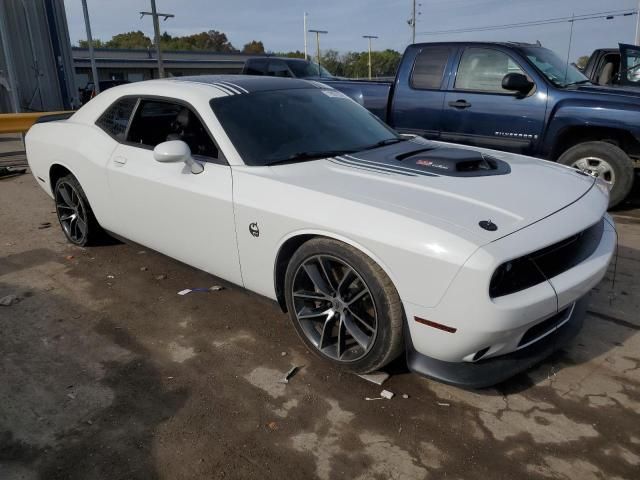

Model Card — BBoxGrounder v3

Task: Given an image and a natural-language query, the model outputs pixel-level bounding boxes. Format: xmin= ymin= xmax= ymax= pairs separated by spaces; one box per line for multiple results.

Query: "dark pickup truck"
xmin=325 ymin=42 xmax=640 ymax=207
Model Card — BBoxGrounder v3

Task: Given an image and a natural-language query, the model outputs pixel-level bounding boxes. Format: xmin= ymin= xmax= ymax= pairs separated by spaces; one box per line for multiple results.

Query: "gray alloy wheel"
xmin=570 ymin=156 xmax=616 ymax=186
xmin=291 ymin=254 xmax=378 ymax=362
xmin=55 ymin=179 xmax=89 ymax=244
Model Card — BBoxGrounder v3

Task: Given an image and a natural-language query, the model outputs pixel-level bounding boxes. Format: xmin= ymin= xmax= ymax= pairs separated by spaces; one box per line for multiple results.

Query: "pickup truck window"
xmin=624 ymin=48 xmax=640 ymax=83
xmin=411 ymin=46 xmax=451 ymax=89
xmin=245 ymin=58 xmax=268 ymax=75
xmin=455 ymin=48 xmax=524 ymax=92
xmin=520 ymin=46 xmax=589 ymax=87
xmin=268 ymin=60 xmax=294 ymax=77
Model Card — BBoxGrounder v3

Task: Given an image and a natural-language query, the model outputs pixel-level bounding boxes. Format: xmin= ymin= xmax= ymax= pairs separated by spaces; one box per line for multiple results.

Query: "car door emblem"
xmin=249 ymin=222 xmax=260 ymax=237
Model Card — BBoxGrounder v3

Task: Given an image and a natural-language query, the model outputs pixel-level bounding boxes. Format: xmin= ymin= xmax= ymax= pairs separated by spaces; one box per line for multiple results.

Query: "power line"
xmin=417 ymin=9 xmax=637 ymax=36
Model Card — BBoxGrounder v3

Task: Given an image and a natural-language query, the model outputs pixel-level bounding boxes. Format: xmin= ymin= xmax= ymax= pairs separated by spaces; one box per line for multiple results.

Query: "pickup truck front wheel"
xmin=558 ymin=141 xmax=634 ymax=208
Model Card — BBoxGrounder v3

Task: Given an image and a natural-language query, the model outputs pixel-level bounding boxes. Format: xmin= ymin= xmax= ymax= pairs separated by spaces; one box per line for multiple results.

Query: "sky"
xmin=63 ymin=0 xmax=640 ymax=60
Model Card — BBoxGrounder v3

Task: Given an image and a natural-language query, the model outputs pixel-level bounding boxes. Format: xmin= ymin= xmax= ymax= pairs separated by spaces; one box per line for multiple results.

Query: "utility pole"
xmin=309 ymin=29 xmax=328 ymax=69
xmin=140 ymin=0 xmax=174 ymax=78
xmin=303 ymin=12 xmax=309 ymax=60
xmin=81 ymin=0 xmax=100 ymax=94
xmin=363 ymin=35 xmax=378 ymax=80
xmin=412 ymin=0 xmax=416 ymax=43
xmin=408 ymin=1 xmax=421 ymax=44
xmin=636 ymin=0 xmax=640 ymax=45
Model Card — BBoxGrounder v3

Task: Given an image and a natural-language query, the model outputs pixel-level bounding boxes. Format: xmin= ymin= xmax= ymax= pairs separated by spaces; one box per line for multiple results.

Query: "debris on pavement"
xmin=365 ymin=396 xmax=384 ymax=401
xmin=357 ymin=371 xmax=390 ymax=386
xmin=155 ymin=274 xmax=167 ymax=280
xmin=402 ymin=394 xmax=409 ymax=399
xmin=437 ymin=402 xmax=451 ymax=407
xmin=279 ymin=366 xmax=301 ymax=384
xmin=137 ymin=250 xmax=146 ymax=255
xmin=140 ymin=266 xmax=148 ymax=271
xmin=266 ymin=421 xmax=278 ymax=431
xmin=65 ymin=255 xmax=74 ymax=260
xmin=0 ymin=294 xmax=19 ymax=306
xmin=380 ymin=389 xmax=395 ymax=400
xmin=178 ymin=286 xmax=225 ymax=295
xmin=106 ymin=274 xmax=115 ymax=279
xmin=281 ymin=352 xmax=287 ymax=357
xmin=38 ymin=222 xmax=51 ymax=229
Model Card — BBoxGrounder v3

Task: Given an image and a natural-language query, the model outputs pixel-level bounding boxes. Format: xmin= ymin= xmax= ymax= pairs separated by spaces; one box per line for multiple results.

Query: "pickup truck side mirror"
xmin=502 ymin=73 xmax=534 ymax=95
xmin=153 ymin=140 xmax=204 ymax=174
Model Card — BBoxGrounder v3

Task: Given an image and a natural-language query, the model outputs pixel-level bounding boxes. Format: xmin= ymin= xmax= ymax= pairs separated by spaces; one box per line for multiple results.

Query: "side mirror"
xmin=501 ymin=73 xmax=534 ymax=95
xmin=153 ymin=140 xmax=204 ymax=174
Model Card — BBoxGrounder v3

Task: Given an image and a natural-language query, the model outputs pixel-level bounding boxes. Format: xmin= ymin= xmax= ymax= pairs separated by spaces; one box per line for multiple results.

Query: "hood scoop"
xmin=399 ymin=147 xmax=511 ymax=177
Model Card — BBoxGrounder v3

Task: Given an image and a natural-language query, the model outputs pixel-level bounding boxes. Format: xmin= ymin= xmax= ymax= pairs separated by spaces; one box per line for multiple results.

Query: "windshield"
xmin=286 ymin=60 xmax=333 ymax=78
xmin=520 ymin=46 xmax=590 ymax=87
xmin=210 ymin=88 xmax=399 ymax=166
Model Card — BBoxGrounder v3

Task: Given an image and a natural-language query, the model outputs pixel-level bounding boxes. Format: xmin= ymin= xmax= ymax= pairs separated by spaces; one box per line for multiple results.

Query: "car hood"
xmin=268 ymin=139 xmax=597 ymax=244
xmin=572 ymin=83 xmax=640 ymax=100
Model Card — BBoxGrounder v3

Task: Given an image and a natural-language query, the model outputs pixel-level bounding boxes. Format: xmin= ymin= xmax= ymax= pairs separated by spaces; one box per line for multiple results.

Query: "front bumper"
xmin=405 ymin=296 xmax=587 ymax=389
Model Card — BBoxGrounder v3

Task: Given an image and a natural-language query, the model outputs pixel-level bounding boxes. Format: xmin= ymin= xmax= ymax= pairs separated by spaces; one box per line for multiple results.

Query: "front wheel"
xmin=557 ymin=141 xmax=634 ymax=208
xmin=284 ymin=238 xmax=403 ymax=374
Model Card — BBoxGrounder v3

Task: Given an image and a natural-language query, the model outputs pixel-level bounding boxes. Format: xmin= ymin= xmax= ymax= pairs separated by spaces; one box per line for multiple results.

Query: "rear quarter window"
xmin=411 ymin=47 xmax=451 ymax=89
xmin=95 ymin=97 xmax=138 ymax=140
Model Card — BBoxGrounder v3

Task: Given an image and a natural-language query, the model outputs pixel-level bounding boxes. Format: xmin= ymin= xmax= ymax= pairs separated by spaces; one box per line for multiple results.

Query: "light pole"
xmin=303 ymin=12 xmax=308 ymax=60
xmin=140 ymin=0 xmax=174 ymax=78
xmin=81 ymin=0 xmax=100 ymax=94
xmin=363 ymin=35 xmax=378 ymax=79
xmin=308 ymin=29 xmax=328 ymax=70
xmin=636 ymin=0 xmax=640 ymax=45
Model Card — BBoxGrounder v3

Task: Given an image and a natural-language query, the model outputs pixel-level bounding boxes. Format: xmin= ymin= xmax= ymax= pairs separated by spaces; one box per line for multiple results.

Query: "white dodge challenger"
xmin=26 ymin=76 xmax=616 ymax=388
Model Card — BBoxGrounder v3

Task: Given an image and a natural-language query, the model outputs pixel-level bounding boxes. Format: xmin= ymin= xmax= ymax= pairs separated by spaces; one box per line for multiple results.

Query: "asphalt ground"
xmin=1 ymin=133 xmax=639 ymax=479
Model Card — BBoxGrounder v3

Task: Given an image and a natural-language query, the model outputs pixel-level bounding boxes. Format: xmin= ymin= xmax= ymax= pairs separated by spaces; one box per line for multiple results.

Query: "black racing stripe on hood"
xmin=329 ymin=158 xmax=416 ymax=176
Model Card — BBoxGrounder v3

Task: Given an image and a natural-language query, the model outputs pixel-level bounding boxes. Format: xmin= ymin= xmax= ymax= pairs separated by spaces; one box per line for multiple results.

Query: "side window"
xmin=244 ymin=58 xmax=267 ymax=75
xmin=411 ymin=47 xmax=451 ymax=89
xmin=127 ymin=99 xmax=218 ymax=159
xmin=268 ymin=60 xmax=293 ymax=77
xmin=455 ymin=48 xmax=525 ymax=92
xmin=95 ymin=97 xmax=137 ymax=140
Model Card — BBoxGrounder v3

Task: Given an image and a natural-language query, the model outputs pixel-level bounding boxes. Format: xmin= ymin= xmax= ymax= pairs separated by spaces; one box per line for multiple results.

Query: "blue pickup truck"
xmin=324 ymin=42 xmax=640 ymax=207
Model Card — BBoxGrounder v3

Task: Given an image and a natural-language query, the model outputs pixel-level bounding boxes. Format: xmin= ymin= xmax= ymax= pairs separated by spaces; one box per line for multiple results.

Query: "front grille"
xmin=518 ymin=306 xmax=572 ymax=347
xmin=490 ymin=218 xmax=604 ymax=298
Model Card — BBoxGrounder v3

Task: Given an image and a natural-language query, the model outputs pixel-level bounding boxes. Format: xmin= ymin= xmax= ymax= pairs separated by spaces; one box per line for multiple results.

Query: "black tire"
xmin=557 ymin=141 xmax=634 ymax=208
xmin=54 ymin=173 xmax=102 ymax=246
xmin=284 ymin=238 xmax=403 ymax=374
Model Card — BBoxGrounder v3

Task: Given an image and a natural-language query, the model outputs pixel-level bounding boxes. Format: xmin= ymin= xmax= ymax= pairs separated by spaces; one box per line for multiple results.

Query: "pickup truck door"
xmin=619 ymin=43 xmax=640 ymax=87
xmin=388 ymin=45 xmax=454 ymax=137
xmin=105 ymin=97 xmax=243 ymax=286
xmin=441 ymin=46 xmax=547 ymax=154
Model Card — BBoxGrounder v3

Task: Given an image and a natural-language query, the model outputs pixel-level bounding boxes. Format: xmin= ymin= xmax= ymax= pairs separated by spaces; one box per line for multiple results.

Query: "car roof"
xmin=168 ymin=74 xmax=325 ymax=93
xmin=413 ymin=41 xmax=543 ymax=49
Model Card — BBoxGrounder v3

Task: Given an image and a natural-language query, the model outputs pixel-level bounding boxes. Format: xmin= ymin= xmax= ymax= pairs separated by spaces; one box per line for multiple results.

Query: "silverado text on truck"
xmin=323 ymin=42 xmax=640 ymax=207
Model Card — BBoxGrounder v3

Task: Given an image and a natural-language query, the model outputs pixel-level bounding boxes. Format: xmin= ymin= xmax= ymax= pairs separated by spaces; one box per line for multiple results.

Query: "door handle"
xmin=113 ymin=156 xmax=127 ymax=165
xmin=448 ymin=99 xmax=472 ymax=109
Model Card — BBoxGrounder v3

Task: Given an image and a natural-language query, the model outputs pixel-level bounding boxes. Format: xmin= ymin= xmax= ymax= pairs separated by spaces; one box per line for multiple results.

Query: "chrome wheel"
xmin=571 ymin=156 xmax=616 ymax=186
xmin=55 ymin=180 xmax=88 ymax=244
xmin=291 ymin=254 xmax=378 ymax=362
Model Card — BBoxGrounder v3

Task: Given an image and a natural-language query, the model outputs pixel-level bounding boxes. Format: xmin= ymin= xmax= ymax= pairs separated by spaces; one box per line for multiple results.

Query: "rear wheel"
xmin=557 ymin=141 xmax=634 ymax=208
xmin=54 ymin=174 xmax=101 ymax=246
xmin=284 ymin=238 xmax=403 ymax=374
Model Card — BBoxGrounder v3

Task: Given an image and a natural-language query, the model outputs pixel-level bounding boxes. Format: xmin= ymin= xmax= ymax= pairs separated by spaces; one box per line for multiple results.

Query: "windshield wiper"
xmin=267 ymin=149 xmax=357 ymax=166
xmin=359 ymin=137 xmax=407 ymax=151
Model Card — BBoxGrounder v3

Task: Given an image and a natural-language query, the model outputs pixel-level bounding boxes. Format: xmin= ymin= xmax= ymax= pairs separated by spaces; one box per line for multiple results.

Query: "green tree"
xmin=105 ymin=31 xmax=152 ymax=49
xmin=320 ymin=49 xmax=344 ymax=76
xmin=78 ymin=38 xmax=105 ymax=48
xmin=272 ymin=51 xmax=305 ymax=59
xmin=243 ymin=40 xmax=265 ymax=54
xmin=576 ymin=55 xmax=590 ymax=69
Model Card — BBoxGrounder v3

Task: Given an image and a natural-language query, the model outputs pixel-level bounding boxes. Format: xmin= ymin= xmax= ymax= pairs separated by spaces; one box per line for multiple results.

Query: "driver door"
xmin=105 ymin=97 xmax=242 ymax=285
xmin=441 ymin=47 xmax=547 ymax=154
